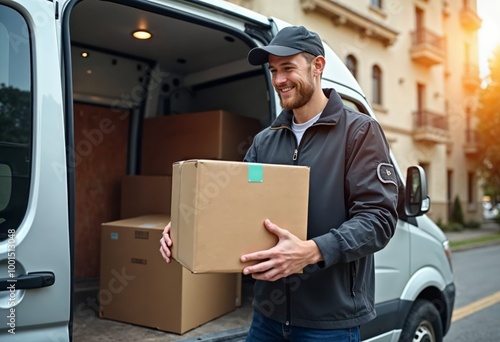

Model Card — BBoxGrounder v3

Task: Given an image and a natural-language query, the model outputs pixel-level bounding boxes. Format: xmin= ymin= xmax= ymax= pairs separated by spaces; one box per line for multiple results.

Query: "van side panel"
xmin=0 ymin=0 xmax=71 ymax=340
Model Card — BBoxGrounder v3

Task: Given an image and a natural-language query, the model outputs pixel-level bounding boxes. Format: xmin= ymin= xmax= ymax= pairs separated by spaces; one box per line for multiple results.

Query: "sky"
xmin=477 ymin=0 xmax=500 ymax=78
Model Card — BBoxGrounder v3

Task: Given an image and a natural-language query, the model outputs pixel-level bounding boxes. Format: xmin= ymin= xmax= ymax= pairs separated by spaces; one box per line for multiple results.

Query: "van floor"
xmin=72 ymin=277 xmax=254 ymax=341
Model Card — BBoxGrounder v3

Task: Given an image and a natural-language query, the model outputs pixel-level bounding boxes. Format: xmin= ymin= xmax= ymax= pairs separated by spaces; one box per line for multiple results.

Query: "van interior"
xmin=68 ymin=0 xmax=274 ymax=282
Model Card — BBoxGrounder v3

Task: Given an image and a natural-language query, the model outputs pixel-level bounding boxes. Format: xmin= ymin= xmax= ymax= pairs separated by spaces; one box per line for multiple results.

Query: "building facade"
xmin=229 ymin=0 xmax=483 ymax=224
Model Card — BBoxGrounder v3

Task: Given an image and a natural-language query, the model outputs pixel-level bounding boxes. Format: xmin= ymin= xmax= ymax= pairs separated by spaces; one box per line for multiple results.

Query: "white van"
xmin=0 ymin=0 xmax=455 ymax=341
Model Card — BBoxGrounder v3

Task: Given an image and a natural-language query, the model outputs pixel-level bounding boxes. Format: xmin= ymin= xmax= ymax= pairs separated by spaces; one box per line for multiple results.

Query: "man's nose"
xmin=273 ymin=72 xmax=287 ymax=85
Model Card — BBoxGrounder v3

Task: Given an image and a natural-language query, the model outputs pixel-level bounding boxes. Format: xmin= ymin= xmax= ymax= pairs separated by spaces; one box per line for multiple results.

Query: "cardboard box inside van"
xmin=99 ymin=215 xmax=240 ymax=334
xmin=141 ymin=110 xmax=261 ymax=175
xmin=120 ymin=175 xmax=172 ymax=219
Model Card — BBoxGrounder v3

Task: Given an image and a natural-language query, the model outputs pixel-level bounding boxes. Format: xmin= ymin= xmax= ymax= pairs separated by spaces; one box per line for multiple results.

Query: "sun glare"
xmin=477 ymin=1 xmax=500 ymax=78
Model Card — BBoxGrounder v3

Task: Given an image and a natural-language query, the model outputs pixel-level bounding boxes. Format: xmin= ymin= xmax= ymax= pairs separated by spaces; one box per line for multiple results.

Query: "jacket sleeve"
xmin=243 ymin=129 xmax=261 ymax=163
xmin=312 ymin=119 xmax=399 ymax=266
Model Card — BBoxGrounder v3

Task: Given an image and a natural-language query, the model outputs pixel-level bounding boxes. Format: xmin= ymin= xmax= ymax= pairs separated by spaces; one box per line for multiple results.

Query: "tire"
xmin=399 ymin=299 xmax=443 ymax=342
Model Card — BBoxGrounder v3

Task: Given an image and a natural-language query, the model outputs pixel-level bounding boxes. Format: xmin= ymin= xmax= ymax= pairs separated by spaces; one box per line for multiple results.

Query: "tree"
xmin=450 ymin=195 xmax=464 ymax=225
xmin=476 ymin=45 xmax=500 ymax=197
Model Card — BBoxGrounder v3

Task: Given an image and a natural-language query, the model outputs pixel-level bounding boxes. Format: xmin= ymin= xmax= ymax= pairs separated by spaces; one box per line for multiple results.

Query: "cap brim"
xmin=247 ymin=45 xmax=302 ymax=65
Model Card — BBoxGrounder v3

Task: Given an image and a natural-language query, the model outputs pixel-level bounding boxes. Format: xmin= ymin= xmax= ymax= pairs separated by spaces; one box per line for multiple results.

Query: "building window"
xmin=371 ymin=0 xmax=383 ymax=9
xmin=0 ymin=5 xmax=33 ymax=242
xmin=372 ymin=65 xmax=382 ymax=105
xmin=346 ymin=54 xmax=358 ymax=79
xmin=447 ymin=170 xmax=453 ymax=220
xmin=468 ymin=172 xmax=475 ymax=204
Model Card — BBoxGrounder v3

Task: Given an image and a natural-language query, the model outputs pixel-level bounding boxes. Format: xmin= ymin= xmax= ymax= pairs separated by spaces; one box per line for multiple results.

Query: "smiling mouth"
xmin=279 ymin=86 xmax=294 ymax=94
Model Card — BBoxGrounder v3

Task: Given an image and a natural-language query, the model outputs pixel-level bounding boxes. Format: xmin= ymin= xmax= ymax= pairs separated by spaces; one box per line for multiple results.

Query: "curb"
xmin=450 ymin=238 xmax=500 ymax=253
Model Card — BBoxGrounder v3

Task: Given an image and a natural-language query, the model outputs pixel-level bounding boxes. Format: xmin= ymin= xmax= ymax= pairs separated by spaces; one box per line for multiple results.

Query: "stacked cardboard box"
xmin=120 ymin=175 xmax=172 ymax=219
xmin=99 ymin=215 xmax=239 ymax=334
xmin=140 ymin=110 xmax=261 ymax=175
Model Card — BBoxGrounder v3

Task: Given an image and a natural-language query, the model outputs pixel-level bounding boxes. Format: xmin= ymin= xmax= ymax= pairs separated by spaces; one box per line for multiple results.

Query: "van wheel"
xmin=399 ymin=299 xmax=443 ymax=342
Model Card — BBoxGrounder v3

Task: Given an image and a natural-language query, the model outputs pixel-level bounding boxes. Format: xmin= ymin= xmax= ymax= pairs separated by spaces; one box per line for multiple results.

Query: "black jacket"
xmin=243 ymin=88 xmax=399 ymax=329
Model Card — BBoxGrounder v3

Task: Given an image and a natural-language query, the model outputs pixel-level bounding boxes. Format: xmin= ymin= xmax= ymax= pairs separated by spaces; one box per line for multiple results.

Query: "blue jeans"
xmin=246 ymin=310 xmax=360 ymax=342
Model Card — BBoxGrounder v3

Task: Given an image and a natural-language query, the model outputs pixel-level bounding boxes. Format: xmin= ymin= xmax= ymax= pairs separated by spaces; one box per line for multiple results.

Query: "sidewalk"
xmin=444 ymin=221 xmax=500 ymax=252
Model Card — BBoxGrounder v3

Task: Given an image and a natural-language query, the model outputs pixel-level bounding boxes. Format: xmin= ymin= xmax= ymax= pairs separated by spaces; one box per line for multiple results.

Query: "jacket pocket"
xmin=349 ymin=260 xmax=358 ymax=313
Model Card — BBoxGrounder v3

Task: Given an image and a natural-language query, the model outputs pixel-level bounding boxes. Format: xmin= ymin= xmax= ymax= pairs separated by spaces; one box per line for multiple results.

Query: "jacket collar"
xmin=271 ymin=88 xmax=344 ymax=128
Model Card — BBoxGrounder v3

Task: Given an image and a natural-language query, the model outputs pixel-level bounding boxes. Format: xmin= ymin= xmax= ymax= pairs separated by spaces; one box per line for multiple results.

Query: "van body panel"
xmin=400 ymin=267 xmax=447 ymax=301
xmin=0 ymin=0 xmax=71 ymax=340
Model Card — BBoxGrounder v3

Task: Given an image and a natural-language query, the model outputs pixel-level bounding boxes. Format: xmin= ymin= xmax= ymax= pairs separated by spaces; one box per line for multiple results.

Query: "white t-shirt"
xmin=291 ymin=112 xmax=322 ymax=145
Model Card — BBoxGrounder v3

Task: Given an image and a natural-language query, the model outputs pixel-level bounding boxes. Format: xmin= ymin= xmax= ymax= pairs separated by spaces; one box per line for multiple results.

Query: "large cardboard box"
xmin=99 ymin=215 xmax=239 ymax=334
xmin=120 ymin=175 xmax=172 ymax=218
xmin=141 ymin=110 xmax=261 ymax=175
xmin=171 ymin=159 xmax=310 ymax=273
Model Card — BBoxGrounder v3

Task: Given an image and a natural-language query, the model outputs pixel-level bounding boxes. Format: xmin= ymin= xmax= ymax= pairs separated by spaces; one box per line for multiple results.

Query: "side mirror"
xmin=405 ymin=165 xmax=430 ymax=217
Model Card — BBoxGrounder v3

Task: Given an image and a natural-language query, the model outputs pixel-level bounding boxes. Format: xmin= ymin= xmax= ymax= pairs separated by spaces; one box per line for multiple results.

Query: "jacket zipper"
xmin=273 ymin=122 xmax=336 ymax=164
xmin=350 ymin=261 xmax=357 ymax=313
xmin=277 ymin=121 xmax=337 ymax=326
xmin=351 ymin=261 xmax=356 ymax=298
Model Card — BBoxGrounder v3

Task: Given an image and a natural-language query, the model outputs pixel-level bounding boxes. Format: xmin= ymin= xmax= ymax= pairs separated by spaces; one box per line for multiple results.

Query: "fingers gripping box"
xmin=170 ymin=159 xmax=310 ymax=273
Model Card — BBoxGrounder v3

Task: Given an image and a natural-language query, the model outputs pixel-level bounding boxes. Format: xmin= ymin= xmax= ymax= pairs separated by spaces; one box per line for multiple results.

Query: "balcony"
xmin=413 ymin=110 xmax=449 ymax=143
xmin=464 ymin=129 xmax=478 ymax=156
xmin=300 ymin=0 xmax=399 ymax=46
xmin=460 ymin=6 xmax=482 ymax=31
xmin=410 ymin=28 xmax=445 ymax=66
xmin=462 ymin=63 xmax=482 ymax=91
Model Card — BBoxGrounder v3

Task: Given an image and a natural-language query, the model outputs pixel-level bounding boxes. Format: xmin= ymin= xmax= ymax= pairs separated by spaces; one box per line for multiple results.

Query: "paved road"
xmin=444 ymin=245 xmax=500 ymax=341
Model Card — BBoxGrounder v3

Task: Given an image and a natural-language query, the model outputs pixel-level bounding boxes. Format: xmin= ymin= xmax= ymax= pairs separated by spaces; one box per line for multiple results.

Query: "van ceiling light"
xmin=132 ymin=30 xmax=152 ymax=40
xmin=81 ymin=52 xmax=88 ymax=58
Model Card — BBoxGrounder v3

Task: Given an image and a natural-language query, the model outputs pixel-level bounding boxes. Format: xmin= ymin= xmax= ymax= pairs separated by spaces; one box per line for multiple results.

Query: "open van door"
xmin=0 ymin=0 xmax=72 ymax=341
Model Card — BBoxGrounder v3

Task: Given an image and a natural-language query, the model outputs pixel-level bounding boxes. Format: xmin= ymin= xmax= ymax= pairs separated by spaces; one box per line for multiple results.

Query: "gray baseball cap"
xmin=247 ymin=26 xmax=325 ymax=65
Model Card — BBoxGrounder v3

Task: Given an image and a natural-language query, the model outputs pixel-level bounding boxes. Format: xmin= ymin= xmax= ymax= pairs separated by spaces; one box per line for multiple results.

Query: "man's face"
xmin=268 ymin=54 xmax=315 ymax=110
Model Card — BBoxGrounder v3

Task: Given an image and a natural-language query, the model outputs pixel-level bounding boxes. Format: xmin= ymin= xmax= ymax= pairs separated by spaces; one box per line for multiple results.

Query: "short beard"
xmin=279 ymin=69 xmax=315 ymax=110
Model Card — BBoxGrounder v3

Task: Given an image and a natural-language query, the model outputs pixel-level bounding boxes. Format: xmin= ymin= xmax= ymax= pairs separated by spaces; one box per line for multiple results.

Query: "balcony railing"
xmin=464 ymin=129 xmax=478 ymax=156
xmin=413 ymin=109 xmax=449 ymax=143
xmin=462 ymin=63 xmax=481 ymax=90
xmin=460 ymin=6 xmax=482 ymax=31
xmin=410 ymin=28 xmax=446 ymax=66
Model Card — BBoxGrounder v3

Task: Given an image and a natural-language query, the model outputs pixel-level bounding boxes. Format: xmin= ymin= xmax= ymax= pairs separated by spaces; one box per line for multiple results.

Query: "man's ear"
xmin=312 ymin=56 xmax=326 ymax=76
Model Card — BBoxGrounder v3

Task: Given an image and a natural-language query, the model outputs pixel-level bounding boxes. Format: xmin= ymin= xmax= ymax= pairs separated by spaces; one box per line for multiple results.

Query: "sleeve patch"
xmin=377 ymin=163 xmax=397 ymax=187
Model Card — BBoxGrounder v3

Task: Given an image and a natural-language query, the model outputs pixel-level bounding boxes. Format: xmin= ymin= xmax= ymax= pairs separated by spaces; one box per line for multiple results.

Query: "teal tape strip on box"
xmin=248 ymin=164 xmax=263 ymax=183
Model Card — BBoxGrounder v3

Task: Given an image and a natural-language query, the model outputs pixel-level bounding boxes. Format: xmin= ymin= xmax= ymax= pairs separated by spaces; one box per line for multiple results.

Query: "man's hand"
xmin=159 ymin=222 xmax=173 ymax=264
xmin=240 ymin=219 xmax=323 ymax=281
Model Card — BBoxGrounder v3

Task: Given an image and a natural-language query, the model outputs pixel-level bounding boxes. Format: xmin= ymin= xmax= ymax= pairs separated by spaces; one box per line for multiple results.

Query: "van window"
xmin=342 ymin=97 xmax=367 ymax=114
xmin=0 ymin=5 xmax=32 ymax=241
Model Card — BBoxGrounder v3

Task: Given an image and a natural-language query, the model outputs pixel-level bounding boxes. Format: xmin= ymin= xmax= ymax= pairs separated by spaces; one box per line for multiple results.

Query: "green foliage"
xmin=437 ymin=216 xmax=461 ymax=232
xmin=450 ymin=195 xmax=465 ymax=225
xmin=438 ymin=221 xmax=464 ymax=232
xmin=476 ymin=45 xmax=500 ymax=196
xmin=495 ymin=213 xmax=500 ymax=225
xmin=449 ymin=222 xmax=464 ymax=232
xmin=465 ymin=220 xmax=481 ymax=229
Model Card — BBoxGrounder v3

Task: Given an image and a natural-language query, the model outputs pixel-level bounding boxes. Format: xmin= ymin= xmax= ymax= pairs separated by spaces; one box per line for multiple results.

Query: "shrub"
xmin=465 ymin=220 xmax=481 ymax=229
xmin=450 ymin=195 xmax=465 ymax=225
xmin=495 ymin=213 xmax=500 ymax=225
xmin=448 ymin=222 xmax=464 ymax=232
